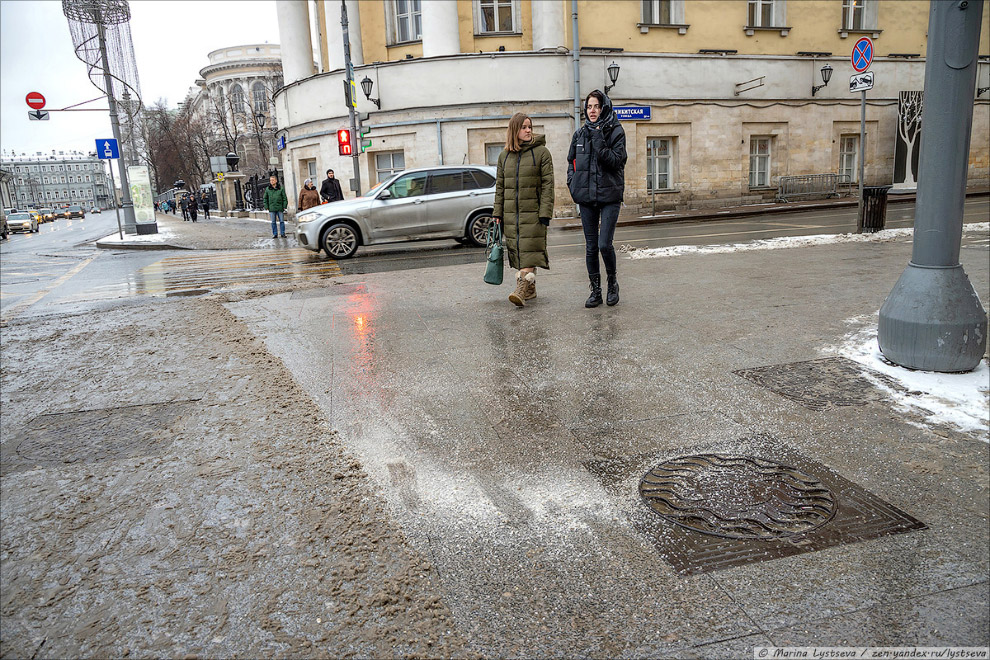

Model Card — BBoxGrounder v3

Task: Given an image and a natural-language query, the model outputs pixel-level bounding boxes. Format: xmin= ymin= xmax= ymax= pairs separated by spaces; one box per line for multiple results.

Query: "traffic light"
xmin=337 ymin=129 xmax=352 ymax=156
xmin=360 ymin=126 xmax=372 ymax=153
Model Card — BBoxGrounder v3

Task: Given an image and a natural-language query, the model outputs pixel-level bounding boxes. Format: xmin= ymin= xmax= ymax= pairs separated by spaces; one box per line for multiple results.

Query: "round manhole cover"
xmin=639 ymin=454 xmax=837 ymax=540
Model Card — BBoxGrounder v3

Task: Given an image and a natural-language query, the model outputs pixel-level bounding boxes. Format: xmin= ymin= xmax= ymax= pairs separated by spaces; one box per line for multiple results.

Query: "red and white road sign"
xmin=851 ymin=37 xmax=873 ymax=73
xmin=25 ymin=92 xmax=46 ymax=110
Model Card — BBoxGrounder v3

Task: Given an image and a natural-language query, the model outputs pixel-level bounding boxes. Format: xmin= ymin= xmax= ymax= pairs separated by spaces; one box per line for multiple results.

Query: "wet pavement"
xmin=2 ymin=199 xmax=987 ymax=657
xmin=226 ymin=222 xmax=989 ymax=655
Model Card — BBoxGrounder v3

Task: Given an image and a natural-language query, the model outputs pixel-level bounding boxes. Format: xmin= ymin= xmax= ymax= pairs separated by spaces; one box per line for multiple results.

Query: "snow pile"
xmin=97 ymin=225 xmax=178 ymax=245
xmin=829 ymin=323 xmax=990 ymax=440
xmin=623 ymin=222 xmax=990 ymax=259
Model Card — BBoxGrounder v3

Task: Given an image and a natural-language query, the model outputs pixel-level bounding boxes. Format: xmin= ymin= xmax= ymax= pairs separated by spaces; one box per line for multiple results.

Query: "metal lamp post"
xmin=878 ymin=0 xmax=987 ymax=372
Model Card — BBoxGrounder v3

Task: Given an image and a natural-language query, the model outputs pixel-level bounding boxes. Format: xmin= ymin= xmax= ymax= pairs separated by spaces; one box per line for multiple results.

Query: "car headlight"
xmin=296 ymin=210 xmax=320 ymax=225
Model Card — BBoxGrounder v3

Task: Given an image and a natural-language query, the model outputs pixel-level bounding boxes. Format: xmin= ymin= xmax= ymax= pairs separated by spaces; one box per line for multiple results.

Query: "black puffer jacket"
xmin=566 ymin=91 xmax=627 ymax=205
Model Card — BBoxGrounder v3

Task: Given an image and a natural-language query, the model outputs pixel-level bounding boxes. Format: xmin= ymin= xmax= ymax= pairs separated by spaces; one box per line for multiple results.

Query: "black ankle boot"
xmin=606 ymin=273 xmax=619 ymax=306
xmin=585 ymin=274 xmax=603 ymax=308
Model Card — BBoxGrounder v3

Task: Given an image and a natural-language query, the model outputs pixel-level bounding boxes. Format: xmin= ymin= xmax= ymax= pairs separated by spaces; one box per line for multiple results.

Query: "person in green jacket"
xmin=263 ymin=175 xmax=289 ymax=238
xmin=493 ymin=113 xmax=554 ymax=307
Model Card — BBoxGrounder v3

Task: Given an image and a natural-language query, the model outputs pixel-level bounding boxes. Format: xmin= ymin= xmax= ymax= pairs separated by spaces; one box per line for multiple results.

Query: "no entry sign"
xmin=851 ymin=37 xmax=873 ymax=73
xmin=25 ymin=92 xmax=46 ymax=110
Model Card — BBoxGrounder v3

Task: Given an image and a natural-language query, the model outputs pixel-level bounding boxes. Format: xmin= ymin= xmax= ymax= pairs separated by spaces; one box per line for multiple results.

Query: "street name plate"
xmin=849 ymin=71 xmax=874 ymax=93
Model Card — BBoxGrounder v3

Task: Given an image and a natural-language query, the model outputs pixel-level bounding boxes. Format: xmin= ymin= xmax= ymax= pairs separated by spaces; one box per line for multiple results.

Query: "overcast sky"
xmin=1 ymin=0 xmax=279 ymax=160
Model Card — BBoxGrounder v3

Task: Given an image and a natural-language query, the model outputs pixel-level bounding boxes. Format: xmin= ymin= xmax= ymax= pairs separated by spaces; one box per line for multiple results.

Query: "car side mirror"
xmin=378 ymin=189 xmax=392 ymax=200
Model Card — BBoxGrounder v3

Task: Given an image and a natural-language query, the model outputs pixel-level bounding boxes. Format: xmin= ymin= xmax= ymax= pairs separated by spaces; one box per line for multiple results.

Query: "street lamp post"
xmin=811 ymin=64 xmax=833 ymax=96
xmin=604 ymin=61 xmax=620 ymax=95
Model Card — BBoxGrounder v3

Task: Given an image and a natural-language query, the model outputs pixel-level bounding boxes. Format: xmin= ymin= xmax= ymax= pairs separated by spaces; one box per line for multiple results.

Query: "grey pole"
xmin=96 ymin=16 xmax=137 ymax=234
xmin=856 ymin=90 xmax=865 ymax=233
xmin=341 ymin=0 xmax=362 ymax=196
xmin=878 ymin=0 xmax=987 ymax=373
xmin=571 ymin=0 xmax=581 ymax=133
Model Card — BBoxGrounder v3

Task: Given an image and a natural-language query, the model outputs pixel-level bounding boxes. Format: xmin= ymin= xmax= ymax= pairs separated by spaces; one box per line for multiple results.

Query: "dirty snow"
xmin=826 ymin=322 xmax=990 ymax=440
xmin=622 ymin=222 xmax=990 ymax=259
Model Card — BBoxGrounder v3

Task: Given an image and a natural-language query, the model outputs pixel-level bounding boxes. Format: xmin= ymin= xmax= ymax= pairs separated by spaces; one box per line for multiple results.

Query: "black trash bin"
xmin=861 ymin=185 xmax=891 ymax=233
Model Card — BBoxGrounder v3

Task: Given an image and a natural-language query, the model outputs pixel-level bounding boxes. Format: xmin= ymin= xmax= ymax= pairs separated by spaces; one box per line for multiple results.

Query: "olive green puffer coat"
xmin=493 ymin=135 xmax=555 ymax=270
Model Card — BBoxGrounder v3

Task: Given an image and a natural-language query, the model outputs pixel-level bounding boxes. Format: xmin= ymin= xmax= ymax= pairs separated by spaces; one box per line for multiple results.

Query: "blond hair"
xmin=504 ymin=112 xmax=532 ymax=152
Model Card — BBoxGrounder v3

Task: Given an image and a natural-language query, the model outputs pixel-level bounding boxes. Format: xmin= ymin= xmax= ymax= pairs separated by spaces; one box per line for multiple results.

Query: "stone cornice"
xmin=200 ymin=60 xmax=282 ymax=80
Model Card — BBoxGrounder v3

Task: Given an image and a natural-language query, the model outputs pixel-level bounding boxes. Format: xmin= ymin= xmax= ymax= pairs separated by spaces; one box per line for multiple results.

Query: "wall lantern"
xmin=812 ymin=63 xmax=833 ymax=96
xmin=360 ymin=76 xmax=381 ymax=109
xmin=604 ymin=61 xmax=620 ymax=95
xmin=225 ymin=152 xmax=240 ymax=172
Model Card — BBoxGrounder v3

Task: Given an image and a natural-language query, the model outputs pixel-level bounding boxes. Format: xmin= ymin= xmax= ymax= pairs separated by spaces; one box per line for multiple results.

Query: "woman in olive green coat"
xmin=493 ymin=113 xmax=555 ymax=307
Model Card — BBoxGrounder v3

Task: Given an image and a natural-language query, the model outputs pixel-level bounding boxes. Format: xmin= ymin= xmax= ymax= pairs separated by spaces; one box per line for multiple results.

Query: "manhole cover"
xmin=733 ymin=357 xmax=899 ymax=411
xmin=614 ymin=437 xmax=927 ymax=575
xmin=639 ymin=454 xmax=837 ymax=540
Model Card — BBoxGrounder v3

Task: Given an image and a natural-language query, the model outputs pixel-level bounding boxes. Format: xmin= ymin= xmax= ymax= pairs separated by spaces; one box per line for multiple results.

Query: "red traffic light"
xmin=337 ymin=129 xmax=352 ymax=156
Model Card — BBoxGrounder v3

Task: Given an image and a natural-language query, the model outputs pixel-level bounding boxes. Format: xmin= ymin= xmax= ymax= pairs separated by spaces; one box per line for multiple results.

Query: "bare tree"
xmin=896 ymin=91 xmax=923 ymax=186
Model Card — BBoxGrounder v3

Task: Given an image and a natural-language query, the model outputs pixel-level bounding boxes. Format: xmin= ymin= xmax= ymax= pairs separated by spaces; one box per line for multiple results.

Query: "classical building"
xmin=183 ymin=44 xmax=284 ymax=180
xmin=272 ymin=0 xmax=990 ymax=216
xmin=0 ymin=151 xmax=112 ymax=210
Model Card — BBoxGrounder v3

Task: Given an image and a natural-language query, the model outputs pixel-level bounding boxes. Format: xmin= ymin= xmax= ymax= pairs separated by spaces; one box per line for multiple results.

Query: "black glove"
xmin=539 ymin=217 xmax=550 ymax=226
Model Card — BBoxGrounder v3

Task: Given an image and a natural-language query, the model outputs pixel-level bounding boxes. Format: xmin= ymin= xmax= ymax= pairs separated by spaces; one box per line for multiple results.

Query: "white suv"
xmin=295 ymin=165 xmax=496 ymax=259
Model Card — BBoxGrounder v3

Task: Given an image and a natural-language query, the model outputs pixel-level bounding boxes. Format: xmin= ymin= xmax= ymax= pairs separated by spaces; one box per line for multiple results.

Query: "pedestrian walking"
xmin=319 ymin=169 xmax=344 ymax=203
xmin=263 ymin=175 xmax=289 ymax=238
xmin=188 ymin=193 xmax=199 ymax=222
xmin=179 ymin=194 xmax=189 ymax=221
xmin=201 ymin=192 xmax=211 ymax=220
xmin=493 ymin=112 xmax=554 ymax=307
xmin=298 ymin=178 xmax=321 ymax=211
xmin=567 ymin=90 xmax=627 ymax=307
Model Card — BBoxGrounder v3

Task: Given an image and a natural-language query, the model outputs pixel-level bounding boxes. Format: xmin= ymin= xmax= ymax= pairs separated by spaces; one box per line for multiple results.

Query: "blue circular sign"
xmin=852 ymin=37 xmax=873 ymax=73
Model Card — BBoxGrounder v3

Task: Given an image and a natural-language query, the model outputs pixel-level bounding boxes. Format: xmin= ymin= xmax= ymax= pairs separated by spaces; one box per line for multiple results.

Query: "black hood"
xmin=585 ymin=89 xmax=616 ymax=129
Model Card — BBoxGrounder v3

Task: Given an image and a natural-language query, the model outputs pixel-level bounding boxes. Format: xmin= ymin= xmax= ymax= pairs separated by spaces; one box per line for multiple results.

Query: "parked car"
xmin=38 ymin=208 xmax=55 ymax=222
xmin=7 ymin=212 xmax=39 ymax=233
xmin=65 ymin=205 xmax=85 ymax=219
xmin=295 ymin=165 xmax=497 ymax=259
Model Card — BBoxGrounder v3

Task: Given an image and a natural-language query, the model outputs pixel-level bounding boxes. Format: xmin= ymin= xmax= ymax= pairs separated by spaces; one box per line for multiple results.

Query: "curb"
xmin=95 ymin=239 xmax=191 ymax=251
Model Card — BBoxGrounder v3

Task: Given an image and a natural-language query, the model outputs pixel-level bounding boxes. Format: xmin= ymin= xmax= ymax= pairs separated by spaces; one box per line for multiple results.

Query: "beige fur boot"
xmin=509 ymin=272 xmax=533 ymax=306
xmin=523 ymin=272 xmax=537 ymax=300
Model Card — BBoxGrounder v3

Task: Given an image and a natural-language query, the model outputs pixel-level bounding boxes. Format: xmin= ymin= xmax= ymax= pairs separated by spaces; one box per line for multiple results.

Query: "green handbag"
xmin=484 ymin=221 xmax=504 ymax=285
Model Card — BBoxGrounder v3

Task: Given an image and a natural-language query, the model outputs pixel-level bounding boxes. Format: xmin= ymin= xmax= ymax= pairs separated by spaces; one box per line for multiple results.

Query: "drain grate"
xmin=2 ymin=401 xmax=195 ymax=473
xmin=596 ymin=437 xmax=927 ymax=575
xmin=639 ymin=454 xmax=837 ymax=540
xmin=733 ymin=357 xmax=899 ymax=411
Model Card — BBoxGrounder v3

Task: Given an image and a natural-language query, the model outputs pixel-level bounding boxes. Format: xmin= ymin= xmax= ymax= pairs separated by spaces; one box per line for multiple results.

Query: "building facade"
xmin=0 ymin=152 xmax=112 ymax=210
xmin=272 ymin=0 xmax=990 ymax=216
xmin=184 ymin=44 xmax=284 ymax=180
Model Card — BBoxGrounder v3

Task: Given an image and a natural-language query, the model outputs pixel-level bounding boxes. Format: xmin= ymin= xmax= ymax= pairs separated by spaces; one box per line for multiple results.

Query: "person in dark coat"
xmin=319 ymin=169 xmax=344 ymax=203
xmin=201 ymin=192 xmax=211 ymax=220
xmin=179 ymin=194 xmax=189 ymax=221
xmin=187 ymin=193 xmax=199 ymax=222
xmin=567 ymin=90 xmax=627 ymax=307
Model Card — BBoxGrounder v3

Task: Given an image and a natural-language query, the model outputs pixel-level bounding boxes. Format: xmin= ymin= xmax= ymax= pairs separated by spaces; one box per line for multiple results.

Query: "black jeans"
xmin=579 ymin=202 xmax=620 ymax=277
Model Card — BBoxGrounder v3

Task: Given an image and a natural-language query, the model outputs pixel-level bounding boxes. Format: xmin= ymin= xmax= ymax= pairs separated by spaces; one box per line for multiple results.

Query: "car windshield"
xmin=68 ymin=206 xmax=82 ymax=211
xmin=9 ymin=213 xmax=30 ymax=220
xmin=40 ymin=208 xmax=51 ymax=213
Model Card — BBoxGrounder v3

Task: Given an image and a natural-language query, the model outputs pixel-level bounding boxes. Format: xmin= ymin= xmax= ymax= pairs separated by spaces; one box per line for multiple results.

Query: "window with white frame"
xmin=646 ymin=138 xmax=675 ymax=191
xmin=389 ymin=0 xmax=422 ymax=44
xmin=749 ymin=137 xmax=771 ymax=187
xmin=643 ymin=0 xmax=670 ymax=24
xmin=842 ymin=0 xmax=878 ymax=30
xmin=485 ymin=143 xmax=503 ymax=166
xmin=252 ymin=82 xmax=268 ymax=114
xmin=477 ymin=0 xmax=517 ymax=34
xmin=375 ymin=151 xmax=405 ymax=183
xmin=307 ymin=161 xmax=317 ymax=179
xmin=229 ymin=84 xmax=246 ymax=115
xmin=748 ymin=0 xmax=776 ymax=27
xmin=839 ymin=135 xmax=858 ymax=182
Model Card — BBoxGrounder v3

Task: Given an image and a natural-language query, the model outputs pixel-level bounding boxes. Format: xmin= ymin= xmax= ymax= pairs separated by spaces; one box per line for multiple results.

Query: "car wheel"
xmin=466 ymin=212 xmax=495 ymax=247
xmin=321 ymin=222 xmax=359 ymax=259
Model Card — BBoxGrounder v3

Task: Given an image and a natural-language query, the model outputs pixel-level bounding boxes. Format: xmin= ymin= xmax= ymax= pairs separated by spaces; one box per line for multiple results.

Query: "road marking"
xmin=0 ymin=255 xmax=96 ymax=325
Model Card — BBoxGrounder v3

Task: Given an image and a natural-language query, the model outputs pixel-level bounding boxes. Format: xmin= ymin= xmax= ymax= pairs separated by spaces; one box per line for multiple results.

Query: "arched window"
xmin=252 ymin=82 xmax=268 ymax=114
xmin=229 ymin=84 xmax=245 ymax=115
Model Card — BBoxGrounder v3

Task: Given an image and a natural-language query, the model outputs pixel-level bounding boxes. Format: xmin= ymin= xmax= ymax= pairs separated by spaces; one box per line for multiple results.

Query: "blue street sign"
xmin=614 ymin=106 xmax=652 ymax=121
xmin=277 ymin=135 xmax=286 ymax=151
xmin=96 ymin=138 xmax=119 ymax=160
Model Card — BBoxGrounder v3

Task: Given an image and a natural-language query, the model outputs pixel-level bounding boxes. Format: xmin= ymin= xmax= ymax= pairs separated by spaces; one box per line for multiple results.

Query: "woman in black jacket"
xmin=566 ymin=90 xmax=627 ymax=307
